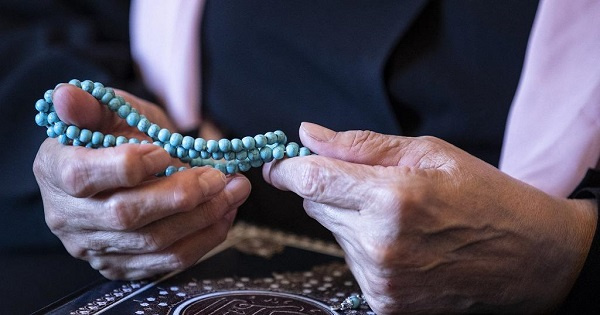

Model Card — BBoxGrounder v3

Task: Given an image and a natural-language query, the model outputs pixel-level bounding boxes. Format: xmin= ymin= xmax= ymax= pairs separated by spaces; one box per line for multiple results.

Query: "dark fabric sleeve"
xmin=557 ymin=169 xmax=600 ymax=313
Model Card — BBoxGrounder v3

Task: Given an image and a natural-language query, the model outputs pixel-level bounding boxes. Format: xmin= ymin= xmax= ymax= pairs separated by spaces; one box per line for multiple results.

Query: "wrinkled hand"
xmin=264 ymin=122 xmax=597 ymax=314
xmin=33 ymin=85 xmax=250 ymax=280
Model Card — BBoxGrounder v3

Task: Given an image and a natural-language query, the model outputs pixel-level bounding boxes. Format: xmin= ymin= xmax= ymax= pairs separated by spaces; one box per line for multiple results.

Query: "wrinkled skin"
xmin=33 ymin=85 xmax=251 ymax=280
xmin=263 ymin=122 xmax=597 ymax=314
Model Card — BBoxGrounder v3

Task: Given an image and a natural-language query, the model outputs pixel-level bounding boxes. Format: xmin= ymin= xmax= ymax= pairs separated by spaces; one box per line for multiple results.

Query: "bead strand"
xmin=35 ymin=79 xmax=312 ymax=175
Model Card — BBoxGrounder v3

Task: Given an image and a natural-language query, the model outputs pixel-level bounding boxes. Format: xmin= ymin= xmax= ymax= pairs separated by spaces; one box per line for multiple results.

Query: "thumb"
xmin=52 ymin=84 xmax=120 ymax=132
xmin=299 ymin=122 xmax=411 ymax=166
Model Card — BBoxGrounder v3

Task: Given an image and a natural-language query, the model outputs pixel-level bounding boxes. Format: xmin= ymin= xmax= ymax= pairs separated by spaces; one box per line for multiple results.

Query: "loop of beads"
xmin=34 ymin=79 xmax=312 ymax=175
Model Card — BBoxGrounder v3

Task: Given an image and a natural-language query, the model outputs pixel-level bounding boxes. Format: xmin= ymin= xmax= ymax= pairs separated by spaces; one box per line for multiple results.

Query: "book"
xmin=37 ymin=222 xmax=373 ymax=314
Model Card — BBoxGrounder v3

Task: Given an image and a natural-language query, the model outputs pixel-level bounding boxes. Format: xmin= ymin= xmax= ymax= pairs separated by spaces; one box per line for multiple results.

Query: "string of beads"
xmin=34 ymin=79 xmax=312 ymax=175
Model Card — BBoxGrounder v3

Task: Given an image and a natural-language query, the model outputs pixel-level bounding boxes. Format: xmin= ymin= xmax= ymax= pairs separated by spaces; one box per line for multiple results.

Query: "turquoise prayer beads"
xmin=34 ymin=79 xmax=312 ymax=175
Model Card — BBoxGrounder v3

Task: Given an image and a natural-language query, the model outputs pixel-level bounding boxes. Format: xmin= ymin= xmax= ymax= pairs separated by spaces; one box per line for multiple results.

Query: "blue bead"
xmin=265 ymin=132 xmax=277 ymax=145
xmin=299 ymin=147 xmax=311 ymax=156
xmin=226 ymin=161 xmax=239 ymax=174
xmin=260 ymin=146 xmax=273 ymax=163
xmin=108 ymin=98 xmax=122 ymax=111
xmin=158 ymin=128 xmax=171 ymax=143
xmin=212 ymin=151 xmax=224 ymax=160
xmin=147 ymin=124 xmax=160 ymax=139
xmin=79 ymin=129 xmax=92 ymax=143
xmin=100 ymin=91 xmax=115 ymax=104
xmin=137 ymin=117 xmax=151 ymax=133
xmin=35 ymin=112 xmax=48 ymax=126
xmin=231 ymin=138 xmax=243 ymax=152
xmin=53 ymin=122 xmax=67 ymax=135
xmin=169 ymin=133 xmax=183 ymax=147
xmin=117 ymin=104 xmax=131 ymax=119
xmin=91 ymin=86 xmax=106 ymax=99
xmin=116 ymin=136 xmax=128 ymax=146
xmin=223 ymin=151 xmax=236 ymax=161
xmin=93 ymin=82 xmax=104 ymax=89
xmin=238 ymin=160 xmax=251 ymax=172
xmin=128 ymin=138 xmax=140 ymax=144
xmin=189 ymin=149 xmax=200 ymax=159
xmin=200 ymin=150 xmax=210 ymax=159
xmin=35 ymin=99 xmax=50 ymax=112
xmin=178 ymin=166 xmax=187 ymax=172
xmin=141 ymin=140 xmax=151 ymax=144
xmin=250 ymin=159 xmax=264 ymax=168
xmin=176 ymin=146 xmax=188 ymax=159
xmin=68 ymin=79 xmax=82 ymax=88
xmin=274 ymin=130 xmax=287 ymax=144
xmin=182 ymin=136 xmax=195 ymax=150
xmin=235 ymin=150 xmax=248 ymax=160
xmin=46 ymin=127 xmax=57 ymax=138
xmin=163 ymin=143 xmax=177 ymax=157
xmin=47 ymin=112 xmax=60 ymax=124
xmin=247 ymin=148 xmax=260 ymax=161
xmin=58 ymin=134 xmax=69 ymax=145
xmin=346 ymin=296 xmax=361 ymax=309
xmin=85 ymin=142 xmax=94 ymax=148
xmin=254 ymin=134 xmax=267 ymax=148
xmin=218 ymin=139 xmax=232 ymax=152
xmin=206 ymin=139 xmax=219 ymax=153
xmin=44 ymin=89 xmax=53 ymax=103
xmin=285 ymin=142 xmax=300 ymax=157
xmin=153 ymin=141 xmax=162 ymax=146
xmin=242 ymin=136 xmax=255 ymax=150
xmin=215 ymin=163 xmax=227 ymax=174
xmin=200 ymin=159 xmax=215 ymax=167
xmin=126 ymin=112 xmax=140 ymax=127
xmin=194 ymin=138 xmax=207 ymax=151
xmin=103 ymin=134 xmax=116 ymax=147
xmin=91 ymin=131 xmax=103 ymax=145
xmin=165 ymin=166 xmax=177 ymax=177
xmin=81 ymin=80 xmax=94 ymax=93
xmin=272 ymin=145 xmax=285 ymax=160
xmin=72 ymin=139 xmax=83 ymax=146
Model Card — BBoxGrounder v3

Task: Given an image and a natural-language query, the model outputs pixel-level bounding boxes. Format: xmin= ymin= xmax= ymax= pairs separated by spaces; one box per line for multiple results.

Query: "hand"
xmin=33 ymin=85 xmax=251 ymax=280
xmin=263 ymin=122 xmax=597 ymax=314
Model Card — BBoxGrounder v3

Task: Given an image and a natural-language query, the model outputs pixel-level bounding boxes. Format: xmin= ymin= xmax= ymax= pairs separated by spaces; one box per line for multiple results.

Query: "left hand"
xmin=263 ymin=122 xmax=597 ymax=314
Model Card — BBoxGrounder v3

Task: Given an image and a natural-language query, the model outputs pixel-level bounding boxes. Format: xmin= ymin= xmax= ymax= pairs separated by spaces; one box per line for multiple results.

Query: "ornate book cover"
xmin=36 ymin=223 xmax=374 ymax=314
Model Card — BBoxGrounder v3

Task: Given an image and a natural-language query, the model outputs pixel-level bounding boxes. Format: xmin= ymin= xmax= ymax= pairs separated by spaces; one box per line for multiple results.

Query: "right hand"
xmin=33 ymin=84 xmax=251 ymax=280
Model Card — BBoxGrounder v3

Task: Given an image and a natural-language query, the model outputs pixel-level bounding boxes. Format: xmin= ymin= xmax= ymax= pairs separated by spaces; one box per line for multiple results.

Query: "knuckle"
xmin=44 ymin=208 xmax=67 ymax=232
xmin=115 ymin=152 xmax=145 ymax=187
xmin=141 ymin=231 xmax=162 ymax=252
xmin=165 ymin=252 xmax=194 ymax=271
xmin=60 ymin=160 xmax=94 ymax=197
xmin=297 ymin=160 xmax=328 ymax=200
xmin=169 ymin=183 xmax=196 ymax=211
xmin=63 ymin=242 xmax=88 ymax=259
xmin=106 ymin=198 xmax=138 ymax=230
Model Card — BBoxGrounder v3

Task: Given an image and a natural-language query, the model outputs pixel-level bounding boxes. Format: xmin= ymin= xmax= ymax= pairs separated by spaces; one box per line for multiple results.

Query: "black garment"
xmin=558 ymin=169 xmax=600 ymax=314
xmin=201 ymin=0 xmax=539 ymax=239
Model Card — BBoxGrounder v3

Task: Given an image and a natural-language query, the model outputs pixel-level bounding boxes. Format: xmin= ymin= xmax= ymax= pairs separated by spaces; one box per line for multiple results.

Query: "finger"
xmin=77 ymin=176 xmax=250 ymax=254
xmin=52 ymin=84 xmax=176 ymax=134
xmin=298 ymin=122 xmax=453 ymax=169
xmin=83 ymin=167 xmax=233 ymax=231
xmin=88 ymin=214 xmax=236 ymax=280
xmin=37 ymin=140 xmax=171 ymax=197
xmin=52 ymin=84 xmax=117 ymax=131
xmin=264 ymin=154 xmax=400 ymax=209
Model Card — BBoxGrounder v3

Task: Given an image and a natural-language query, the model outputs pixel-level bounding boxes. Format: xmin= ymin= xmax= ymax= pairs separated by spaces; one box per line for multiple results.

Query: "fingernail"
xmin=301 ymin=122 xmax=336 ymax=142
xmin=200 ymin=170 xmax=227 ymax=197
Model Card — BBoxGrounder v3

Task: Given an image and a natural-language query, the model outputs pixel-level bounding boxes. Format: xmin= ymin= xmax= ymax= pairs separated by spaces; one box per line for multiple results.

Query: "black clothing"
xmin=202 ymin=0 xmax=538 ymax=239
